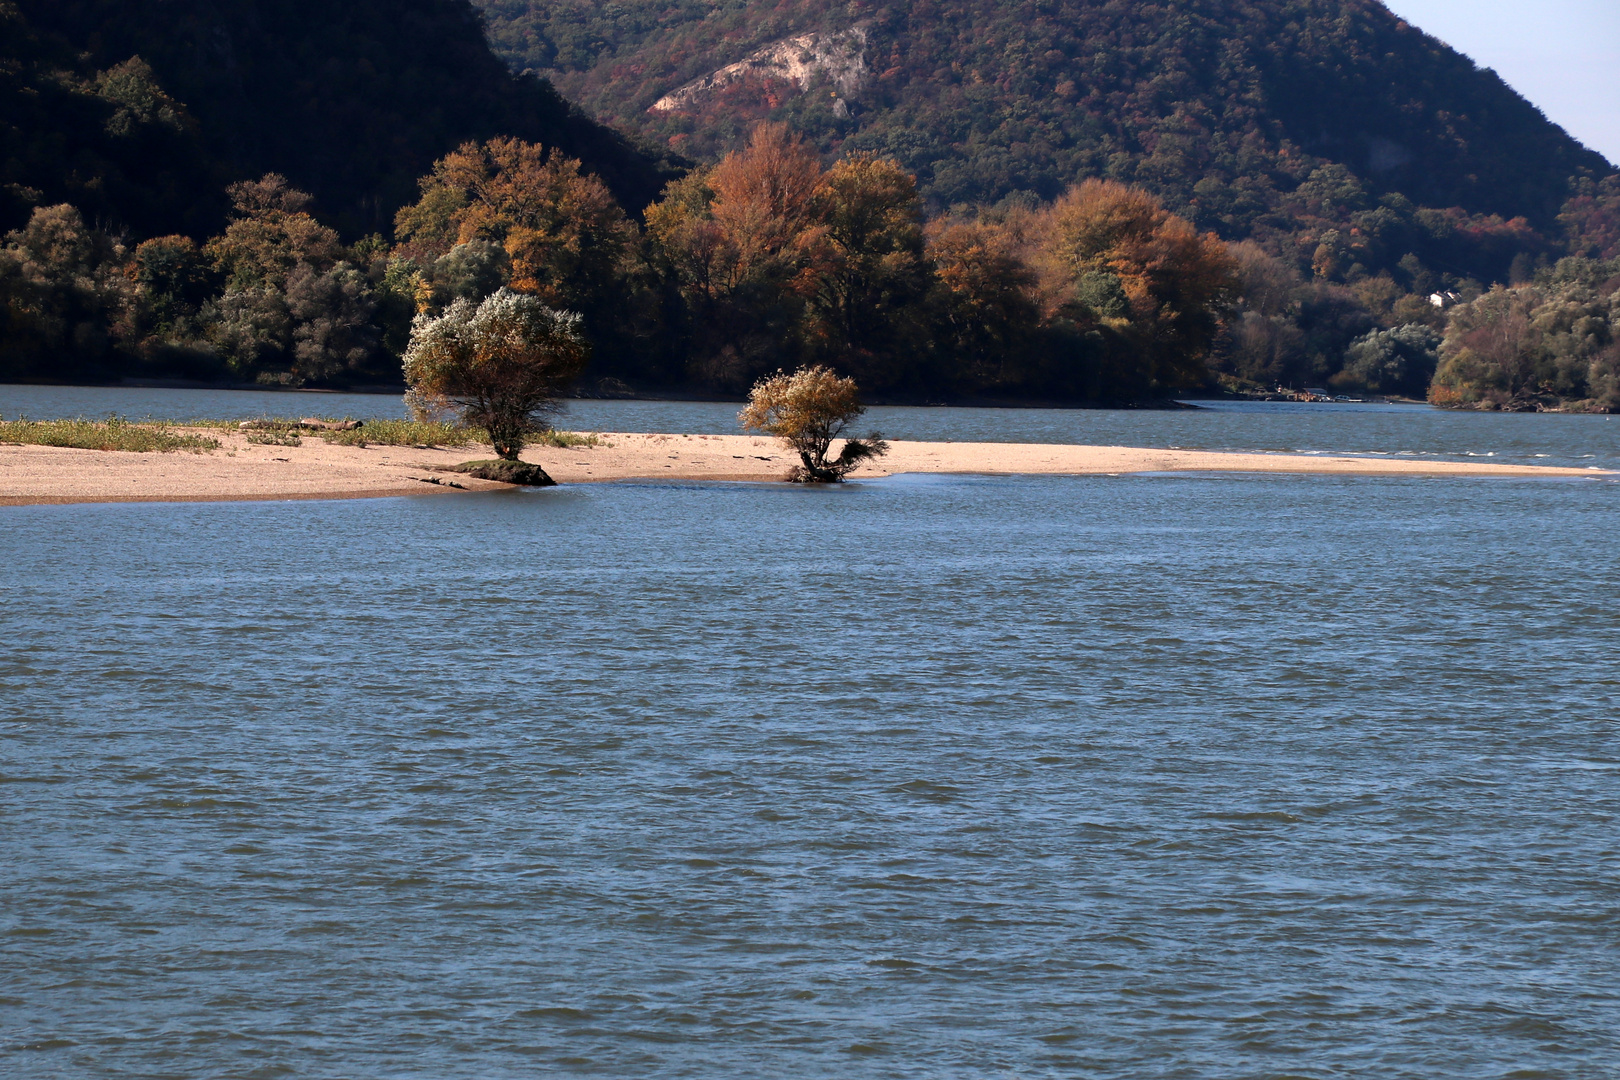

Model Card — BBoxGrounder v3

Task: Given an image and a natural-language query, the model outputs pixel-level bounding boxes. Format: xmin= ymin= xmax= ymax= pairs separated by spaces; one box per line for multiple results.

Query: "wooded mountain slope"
xmin=476 ymin=0 xmax=1611 ymax=231
xmin=3 ymin=0 xmax=680 ymax=239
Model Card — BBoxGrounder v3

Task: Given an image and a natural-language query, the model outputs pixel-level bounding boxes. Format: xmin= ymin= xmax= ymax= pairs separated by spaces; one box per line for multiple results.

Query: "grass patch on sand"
xmin=357 ymin=424 xmax=601 ymax=449
xmin=245 ymin=430 xmax=302 ymax=446
xmin=316 ymin=419 xmax=476 ymax=447
xmin=325 ymin=424 xmax=605 ymax=448
xmin=217 ymin=418 xmax=603 ymax=449
xmin=199 ymin=417 xmax=476 ymax=447
xmin=533 ymin=430 xmax=604 ymax=448
xmin=0 ymin=417 xmax=221 ymax=453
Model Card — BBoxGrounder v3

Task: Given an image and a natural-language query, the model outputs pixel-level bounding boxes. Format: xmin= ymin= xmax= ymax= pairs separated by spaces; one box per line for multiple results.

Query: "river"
xmin=2 ymin=388 xmax=1617 ymax=1077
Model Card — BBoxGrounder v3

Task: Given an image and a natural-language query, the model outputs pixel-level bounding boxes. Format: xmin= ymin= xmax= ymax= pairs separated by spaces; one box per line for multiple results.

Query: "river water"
xmin=3 ymin=382 xmax=1618 ymax=471
xmin=2 ymin=389 xmax=1618 ymax=1078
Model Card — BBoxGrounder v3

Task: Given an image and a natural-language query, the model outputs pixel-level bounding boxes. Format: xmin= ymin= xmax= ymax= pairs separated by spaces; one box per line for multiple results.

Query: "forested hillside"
xmin=3 ymin=0 xmax=679 ymax=239
xmin=477 ymin=0 xmax=1611 ymax=269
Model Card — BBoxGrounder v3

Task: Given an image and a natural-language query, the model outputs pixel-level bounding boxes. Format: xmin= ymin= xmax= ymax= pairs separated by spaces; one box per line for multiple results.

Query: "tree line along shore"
xmin=3 ymin=125 xmax=1617 ymax=414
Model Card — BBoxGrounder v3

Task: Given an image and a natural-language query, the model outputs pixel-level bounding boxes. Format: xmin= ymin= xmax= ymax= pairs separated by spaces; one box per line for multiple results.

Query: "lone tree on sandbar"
xmin=403 ymin=289 xmax=588 ymax=476
xmin=739 ymin=366 xmax=889 ymax=482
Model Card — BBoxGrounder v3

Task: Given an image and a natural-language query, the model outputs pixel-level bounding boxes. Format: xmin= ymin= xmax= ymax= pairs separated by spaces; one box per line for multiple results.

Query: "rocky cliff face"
xmin=650 ymin=29 xmax=868 ymax=118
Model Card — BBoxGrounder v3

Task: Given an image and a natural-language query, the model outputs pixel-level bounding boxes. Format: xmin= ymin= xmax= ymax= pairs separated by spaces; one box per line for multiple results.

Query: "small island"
xmin=0 ymin=416 xmax=1608 ymax=506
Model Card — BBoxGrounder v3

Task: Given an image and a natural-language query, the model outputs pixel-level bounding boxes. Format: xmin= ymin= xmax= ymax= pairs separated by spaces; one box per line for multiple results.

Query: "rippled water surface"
xmin=3 ymin=468 xmax=1617 ymax=1078
xmin=5 ymin=383 xmax=1618 ymax=470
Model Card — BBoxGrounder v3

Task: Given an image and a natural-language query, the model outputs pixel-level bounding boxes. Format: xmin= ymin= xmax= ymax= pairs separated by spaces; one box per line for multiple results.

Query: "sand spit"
xmin=0 ymin=431 xmax=1610 ymax=505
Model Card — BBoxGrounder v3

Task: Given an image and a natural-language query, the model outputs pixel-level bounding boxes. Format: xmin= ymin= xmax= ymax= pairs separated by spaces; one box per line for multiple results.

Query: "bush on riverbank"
xmin=740 ymin=366 xmax=888 ymax=482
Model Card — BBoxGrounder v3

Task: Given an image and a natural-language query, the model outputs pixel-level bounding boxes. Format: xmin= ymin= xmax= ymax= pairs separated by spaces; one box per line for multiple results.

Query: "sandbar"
xmin=0 ymin=430 xmax=1610 ymax=505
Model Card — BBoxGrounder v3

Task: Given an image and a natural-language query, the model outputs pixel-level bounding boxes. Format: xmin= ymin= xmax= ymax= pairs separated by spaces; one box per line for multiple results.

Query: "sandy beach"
xmin=0 ymin=430 xmax=1610 ymax=505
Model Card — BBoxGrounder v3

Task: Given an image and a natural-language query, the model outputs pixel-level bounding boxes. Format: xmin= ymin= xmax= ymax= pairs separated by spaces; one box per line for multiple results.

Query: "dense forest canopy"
xmin=474 ymin=0 xmax=1611 ymax=227
xmin=3 ymin=0 xmax=680 ymax=239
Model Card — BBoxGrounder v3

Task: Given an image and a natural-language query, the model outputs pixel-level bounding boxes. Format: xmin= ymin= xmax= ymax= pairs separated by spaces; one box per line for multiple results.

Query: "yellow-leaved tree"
xmin=738 ymin=365 xmax=888 ymax=483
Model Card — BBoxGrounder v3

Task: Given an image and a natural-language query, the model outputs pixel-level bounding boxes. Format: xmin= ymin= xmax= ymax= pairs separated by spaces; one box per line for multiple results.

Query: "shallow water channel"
xmin=2 ymin=391 xmax=1618 ymax=1077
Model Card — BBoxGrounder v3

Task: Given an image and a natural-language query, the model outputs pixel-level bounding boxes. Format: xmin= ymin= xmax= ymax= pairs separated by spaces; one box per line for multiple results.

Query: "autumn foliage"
xmin=395 ymin=138 xmax=636 ymax=313
xmin=1045 ymin=180 xmax=1240 ymax=390
xmin=646 ymin=125 xmax=1237 ymax=398
xmin=739 ymin=365 xmax=889 ymax=482
xmin=10 ymin=96 xmax=1611 ymax=410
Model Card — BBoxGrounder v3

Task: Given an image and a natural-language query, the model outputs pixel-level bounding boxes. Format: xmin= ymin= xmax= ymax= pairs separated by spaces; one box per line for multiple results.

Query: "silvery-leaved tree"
xmin=739 ymin=365 xmax=888 ymax=482
xmin=403 ymin=288 xmax=588 ymax=461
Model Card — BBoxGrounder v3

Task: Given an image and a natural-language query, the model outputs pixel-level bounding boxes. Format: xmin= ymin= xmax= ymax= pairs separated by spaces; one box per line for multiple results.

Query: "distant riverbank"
xmin=2 ymin=429 xmax=1611 ymax=506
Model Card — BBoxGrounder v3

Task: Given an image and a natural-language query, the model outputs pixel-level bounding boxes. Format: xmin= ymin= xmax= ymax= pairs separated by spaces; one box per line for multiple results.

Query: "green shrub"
xmin=314 ymin=419 xmax=474 ymax=446
xmin=245 ymin=430 xmax=302 ymax=446
xmin=313 ymin=421 xmax=599 ymax=448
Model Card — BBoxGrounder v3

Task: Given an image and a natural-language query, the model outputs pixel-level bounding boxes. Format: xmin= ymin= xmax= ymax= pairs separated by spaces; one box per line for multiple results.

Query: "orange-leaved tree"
xmin=395 ymin=138 xmax=636 ymax=314
xmin=1044 ymin=179 xmax=1238 ymax=391
xmin=803 ymin=154 xmax=929 ymax=371
xmin=925 ymin=217 xmax=1041 ymax=389
xmin=707 ymin=122 xmax=823 ymax=282
xmin=646 ymin=124 xmax=826 ymax=385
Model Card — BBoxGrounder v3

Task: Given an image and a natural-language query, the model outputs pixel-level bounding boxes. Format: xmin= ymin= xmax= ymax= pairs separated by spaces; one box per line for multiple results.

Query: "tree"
xmin=1044 ymin=179 xmax=1239 ymax=391
xmin=926 ymin=217 xmax=1040 ymax=389
xmin=1339 ymin=324 xmax=1441 ymax=396
xmin=1428 ymin=261 xmax=1620 ymax=410
xmin=394 ymin=138 xmax=635 ymax=314
xmin=402 ymin=288 xmax=589 ymax=461
xmin=707 ymin=123 xmax=823 ymax=282
xmin=206 ymin=175 xmax=341 ymax=291
xmin=1429 ymin=285 xmax=1542 ymax=406
xmin=0 ymin=204 xmax=135 ymax=378
xmin=646 ymin=124 xmax=828 ymax=387
xmin=804 ymin=154 xmax=930 ymax=373
xmin=738 ymin=365 xmax=888 ymax=483
xmin=645 ymin=171 xmax=735 ymax=313
xmin=95 ymin=56 xmax=189 ymax=138
xmin=133 ymin=235 xmax=213 ymax=332
xmin=203 ymin=286 xmax=289 ymax=377
xmin=286 ymin=262 xmax=379 ymax=383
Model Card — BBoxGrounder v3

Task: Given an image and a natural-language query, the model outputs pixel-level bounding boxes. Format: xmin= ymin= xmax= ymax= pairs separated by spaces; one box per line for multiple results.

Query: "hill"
xmin=475 ymin=0 xmax=1612 ymax=235
xmin=3 ymin=0 xmax=681 ymax=240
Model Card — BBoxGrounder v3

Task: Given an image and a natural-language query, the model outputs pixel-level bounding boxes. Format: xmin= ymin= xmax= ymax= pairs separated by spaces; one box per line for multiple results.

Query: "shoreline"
xmin=1 ymin=431 xmax=1612 ymax=506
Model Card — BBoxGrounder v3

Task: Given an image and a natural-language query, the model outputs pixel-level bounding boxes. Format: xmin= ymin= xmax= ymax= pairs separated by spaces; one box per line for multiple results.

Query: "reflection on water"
xmin=2 ymin=474 xmax=1617 ymax=1077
